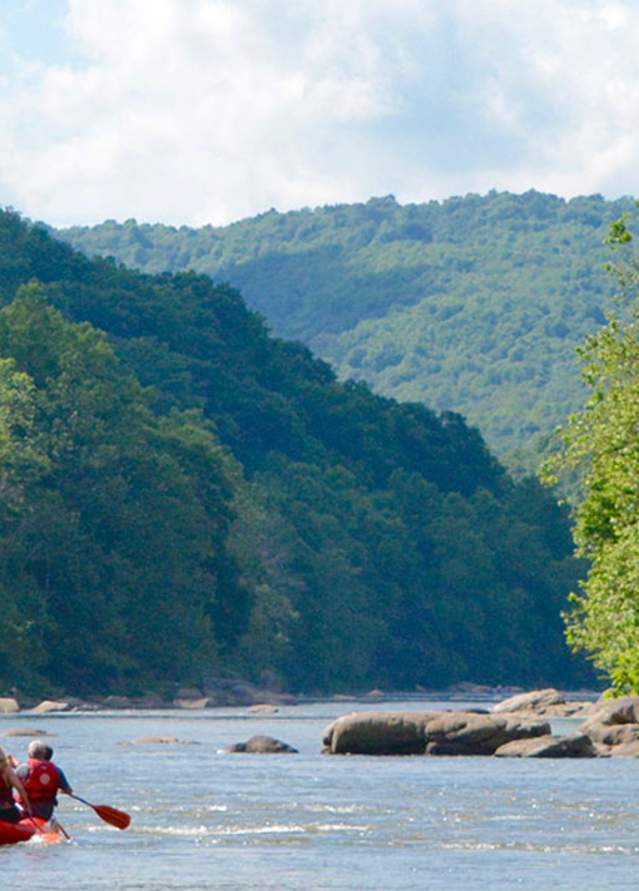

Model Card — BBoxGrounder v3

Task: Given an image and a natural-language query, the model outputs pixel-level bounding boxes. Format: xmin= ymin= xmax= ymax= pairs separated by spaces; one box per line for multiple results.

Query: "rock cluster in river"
xmin=322 ymin=690 xmax=639 ymax=757
xmin=322 ymin=711 xmax=551 ymax=756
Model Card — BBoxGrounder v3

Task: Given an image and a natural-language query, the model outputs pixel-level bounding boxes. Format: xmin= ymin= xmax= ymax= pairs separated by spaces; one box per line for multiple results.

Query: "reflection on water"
xmin=0 ymin=701 xmax=637 ymax=890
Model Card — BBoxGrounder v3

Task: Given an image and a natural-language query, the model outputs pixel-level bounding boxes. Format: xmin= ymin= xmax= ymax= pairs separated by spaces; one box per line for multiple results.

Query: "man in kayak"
xmin=0 ymin=746 xmax=32 ymax=824
xmin=16 ymin=741 xmax=72 ymax=821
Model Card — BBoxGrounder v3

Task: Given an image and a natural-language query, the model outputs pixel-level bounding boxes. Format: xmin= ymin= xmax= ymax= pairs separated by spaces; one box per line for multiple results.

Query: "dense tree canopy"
xmin=0 ymin=207 xmax=589 ymax=694
xmin=545 ymin=214 xmax=639 ymax=694
xmin=59 ymin=190 xmax=632 ymax=463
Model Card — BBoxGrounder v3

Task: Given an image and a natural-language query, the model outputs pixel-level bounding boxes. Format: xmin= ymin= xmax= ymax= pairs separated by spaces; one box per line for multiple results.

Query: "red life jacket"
xmin=22 ymin=759 xmax=60 ymax=803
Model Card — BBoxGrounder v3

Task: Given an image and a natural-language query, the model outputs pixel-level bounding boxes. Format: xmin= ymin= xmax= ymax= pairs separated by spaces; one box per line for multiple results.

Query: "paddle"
xmin=50 ymin=817 xmax=71 ymax=840
xmin=69 ymin=794 xmax=130 ymax=830
xmin=27 ymin=816 xmax=64 ymax=843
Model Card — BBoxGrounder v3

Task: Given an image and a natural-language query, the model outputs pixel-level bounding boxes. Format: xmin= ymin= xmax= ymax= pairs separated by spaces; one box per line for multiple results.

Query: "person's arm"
xmin=3 ymin=765 xmax=31 ymax=815
xmin=56 ymin=766 xmax=72 ymax=794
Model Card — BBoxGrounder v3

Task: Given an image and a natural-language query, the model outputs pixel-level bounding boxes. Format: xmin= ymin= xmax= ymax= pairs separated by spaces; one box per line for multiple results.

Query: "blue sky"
xmin=1 ymin=0 xmax=638 ymax=227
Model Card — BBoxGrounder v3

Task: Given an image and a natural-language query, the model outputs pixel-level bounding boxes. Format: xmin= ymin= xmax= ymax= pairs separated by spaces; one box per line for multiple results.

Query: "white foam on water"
xmin=302 ymin=803 xmax=368 ymax=814
xmin=127 ymin=821 xmax=373 ymax=838
xmin=440 ymin=840 xmax=639 ymax=855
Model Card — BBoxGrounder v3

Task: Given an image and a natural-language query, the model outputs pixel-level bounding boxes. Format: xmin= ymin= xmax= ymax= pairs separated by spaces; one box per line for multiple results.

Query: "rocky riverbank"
xmin=0 ymin=679 xmax=299 ymax=713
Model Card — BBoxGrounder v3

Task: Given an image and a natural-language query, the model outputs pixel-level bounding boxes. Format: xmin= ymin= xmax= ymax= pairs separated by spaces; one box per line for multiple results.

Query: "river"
xmin=0 ymin=700 xmax=637 ymax=890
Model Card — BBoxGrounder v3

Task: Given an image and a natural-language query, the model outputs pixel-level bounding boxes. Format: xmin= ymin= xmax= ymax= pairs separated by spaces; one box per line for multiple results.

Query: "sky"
xmin=1 ymin=0 xmax=638 ymax=228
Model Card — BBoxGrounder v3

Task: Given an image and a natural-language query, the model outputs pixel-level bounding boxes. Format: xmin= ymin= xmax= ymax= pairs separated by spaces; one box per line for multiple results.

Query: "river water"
xmin=0 ymin=700 xmax=637 ymax=890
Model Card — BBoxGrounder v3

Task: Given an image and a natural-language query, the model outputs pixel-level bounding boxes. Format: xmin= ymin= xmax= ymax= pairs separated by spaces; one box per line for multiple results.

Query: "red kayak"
xmin=0 ymin=817 xmax=62 ymax=845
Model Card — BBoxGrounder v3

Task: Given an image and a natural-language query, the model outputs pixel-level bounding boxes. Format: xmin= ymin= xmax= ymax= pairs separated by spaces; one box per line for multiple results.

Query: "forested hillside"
xmin=0 ymin=208 xmax=588 ymax=695
xmin=59 ymin=191 xmax=633 ymax=461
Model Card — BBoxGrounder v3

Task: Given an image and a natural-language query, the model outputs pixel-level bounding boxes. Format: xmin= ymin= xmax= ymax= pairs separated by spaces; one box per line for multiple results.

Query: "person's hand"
xmin=7 ymin=754 xmax=18 ymax=768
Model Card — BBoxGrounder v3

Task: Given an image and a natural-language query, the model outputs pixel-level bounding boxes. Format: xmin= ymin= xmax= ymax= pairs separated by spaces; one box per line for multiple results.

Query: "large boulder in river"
xmin=324 ymin=712 xmax=433 ymax=755
xmin=226 ymin=735 xmax=298 ymax=754
xmin=492 ymin=688 xmax=595 ymax=719
xmin=579 ymin=696 xmax=639 ymax=754
xmin=423 ymin=712 xmax=551 ymax=756
xmin=495 ymin=733 xmax=597 ymax=758
xmin=322 ymin=711 xmax=550 ymax=756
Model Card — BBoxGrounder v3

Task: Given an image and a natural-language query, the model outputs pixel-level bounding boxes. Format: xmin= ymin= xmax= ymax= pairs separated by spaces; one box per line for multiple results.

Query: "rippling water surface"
xmin=1 ymin=701 xmax=637 ymax=890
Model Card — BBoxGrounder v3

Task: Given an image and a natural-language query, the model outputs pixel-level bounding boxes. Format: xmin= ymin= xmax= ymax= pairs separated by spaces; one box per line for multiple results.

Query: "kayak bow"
xmin=0 ymin=816 xmax=62 ymax=846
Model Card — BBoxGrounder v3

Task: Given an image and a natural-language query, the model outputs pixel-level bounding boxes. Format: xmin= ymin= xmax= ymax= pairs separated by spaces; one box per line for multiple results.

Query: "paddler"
xmin=16 ymin=741 xmax=72 ymax=821
xmin=0 ymin=746 xmax=32 ymax=824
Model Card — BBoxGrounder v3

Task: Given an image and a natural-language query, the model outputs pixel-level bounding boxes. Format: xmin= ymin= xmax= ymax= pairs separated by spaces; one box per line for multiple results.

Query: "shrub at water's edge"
xmin=544 ymin=213 xmax=639 ymax=696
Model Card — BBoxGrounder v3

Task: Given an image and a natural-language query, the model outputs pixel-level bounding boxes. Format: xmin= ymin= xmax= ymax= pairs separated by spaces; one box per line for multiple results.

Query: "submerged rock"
xmin=2 ymin=727 xmax=53 ymax=738
xmin=322 ymin=711 xmax=550 ymax=756
xmin=248 ymin=704 xmax=279 ymax=714
xmin=226 ymin=735 xmax=298 ymax=754
xmin=130 ymin=736 xmax=180 ymax=745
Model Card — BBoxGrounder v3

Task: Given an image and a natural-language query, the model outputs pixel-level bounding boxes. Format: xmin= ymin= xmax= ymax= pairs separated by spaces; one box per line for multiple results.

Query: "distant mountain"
xmin=0 ymin=207 xmax=588 ymax=693
xmin=58 ymin=190 xmax=632 ymax=461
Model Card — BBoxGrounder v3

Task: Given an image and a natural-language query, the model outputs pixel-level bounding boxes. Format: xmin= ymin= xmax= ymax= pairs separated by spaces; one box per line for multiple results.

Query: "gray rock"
xmin=583 ymin=696 xmax=639 ymax=726
xmin=492 ymin=688 xmax=565 ymax=714
xmin=2 ymin=727 xmax=53 ymax=738
xmin=248 ymin=704 xmax=279 ymax=714
xmin=101 ymin=695 xmax=135 ymax=709
xmin=423 ymin=713 xmax=551 ymax=756
xmin=226 ymin=735 xmax=298 ymax=753
xmin=0 ymin=698 xmax=19 ymax=714
xmin=31 ymin=700 xmax=70 ymax=714
xmin=495 ymin=733 xmax=597 ymax=758
xmin=173 ymin=697 xmax=209 ymax=709
xmin=602 ymin=740 xmax=639 ymax=757
xmin=579 ymin=695 xmax=639 ymax=754
xmin=323 ymin=710 xmax=551 ymax=756
xmin=323 ymin=712 xmax=434 ymax=755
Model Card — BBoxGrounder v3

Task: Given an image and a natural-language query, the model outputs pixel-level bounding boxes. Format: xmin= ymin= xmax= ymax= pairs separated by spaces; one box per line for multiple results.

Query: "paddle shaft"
xmin=69 ymin=793 xmax=93 ymax=809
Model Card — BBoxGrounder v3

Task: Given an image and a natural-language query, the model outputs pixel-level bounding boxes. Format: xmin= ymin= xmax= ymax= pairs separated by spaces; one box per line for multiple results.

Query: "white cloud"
xmin=2 ymin=0 xmax=639 ymax=226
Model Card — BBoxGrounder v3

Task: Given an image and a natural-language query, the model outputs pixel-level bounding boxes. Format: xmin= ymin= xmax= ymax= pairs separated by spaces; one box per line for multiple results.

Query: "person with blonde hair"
xmin=0 ymin=746 xmax=31 ymax=824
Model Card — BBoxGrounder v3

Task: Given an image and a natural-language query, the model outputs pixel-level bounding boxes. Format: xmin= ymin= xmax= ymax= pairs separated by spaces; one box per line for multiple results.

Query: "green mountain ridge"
xmin=58 ymin=190 xmax=633 ymax=459
xmin=0 ymin=207 xmax=589 ymax=694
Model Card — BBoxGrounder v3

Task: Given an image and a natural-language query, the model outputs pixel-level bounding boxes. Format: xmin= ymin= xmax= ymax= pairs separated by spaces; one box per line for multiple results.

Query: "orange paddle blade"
xmin=93 ymin=804 xmax=130 ymax=830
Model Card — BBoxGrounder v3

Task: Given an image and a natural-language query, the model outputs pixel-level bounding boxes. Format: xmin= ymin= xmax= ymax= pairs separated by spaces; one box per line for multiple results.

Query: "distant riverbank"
xmin=0 ymin=680 xmax=601 ymax=716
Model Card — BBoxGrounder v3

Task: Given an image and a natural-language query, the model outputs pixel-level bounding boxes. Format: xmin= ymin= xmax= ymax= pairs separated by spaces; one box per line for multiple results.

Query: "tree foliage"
xmin=0 ymin=207 xmax=590 ymax=694
xmin=544 ymin=213 xmax=639 ymax=694
xmin=59 ymin=190 xmax=632 ymax=463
